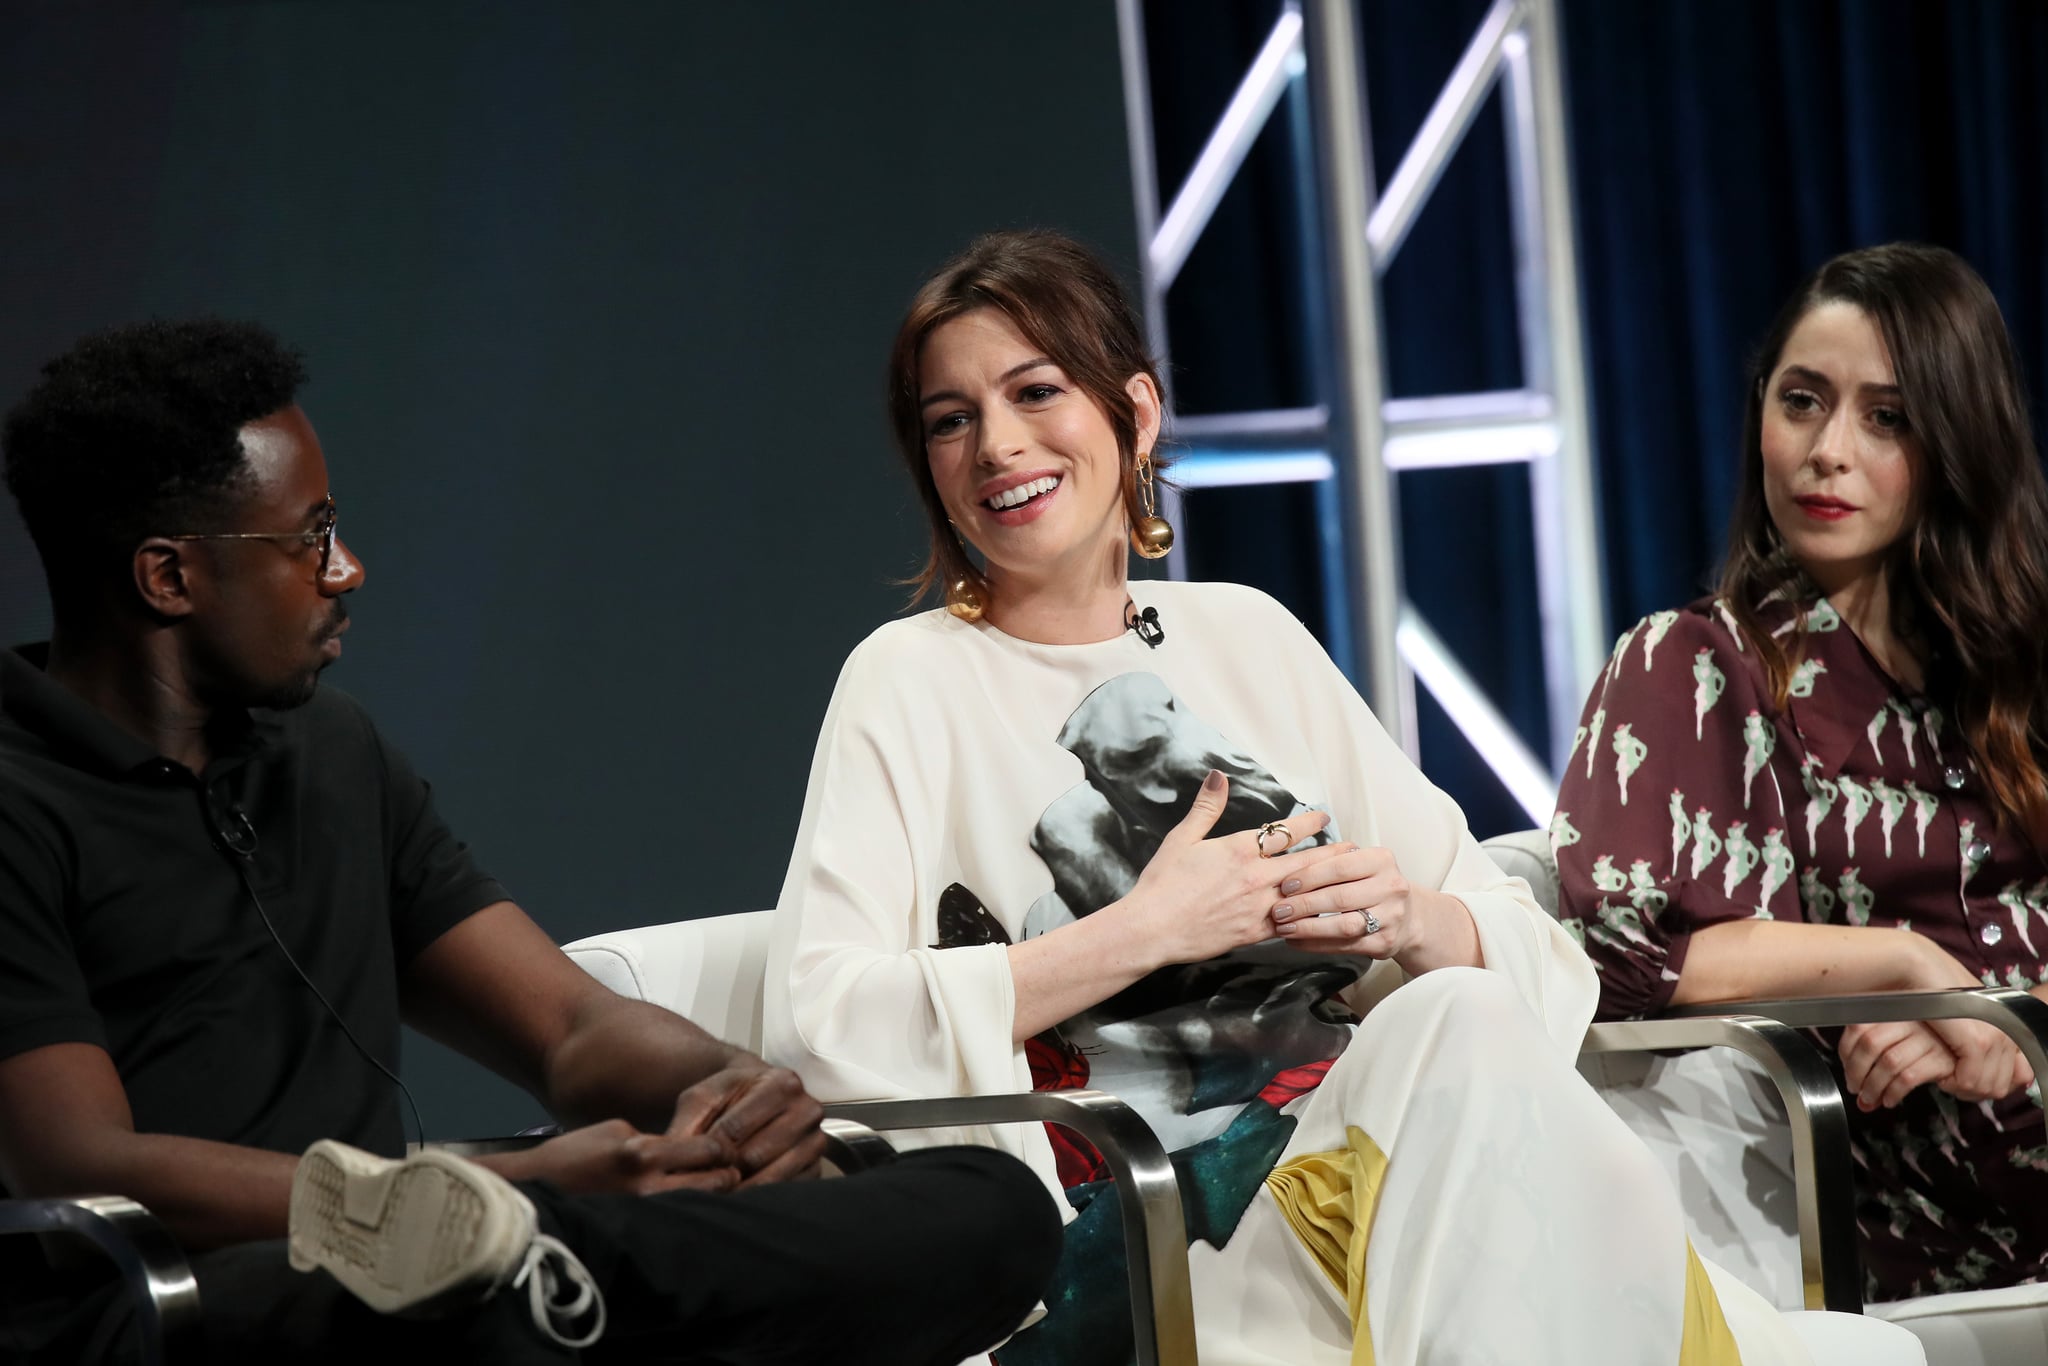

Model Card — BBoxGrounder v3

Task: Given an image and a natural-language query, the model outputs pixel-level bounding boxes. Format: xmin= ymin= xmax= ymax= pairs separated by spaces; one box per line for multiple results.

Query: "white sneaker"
xmin=289 ymin=1139 xmax=606 ymax=1348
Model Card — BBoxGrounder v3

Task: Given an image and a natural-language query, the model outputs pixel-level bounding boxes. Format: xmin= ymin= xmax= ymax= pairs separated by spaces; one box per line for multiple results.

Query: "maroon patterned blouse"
xmin=1554 ymin=589 xmax=2048 ymax=1299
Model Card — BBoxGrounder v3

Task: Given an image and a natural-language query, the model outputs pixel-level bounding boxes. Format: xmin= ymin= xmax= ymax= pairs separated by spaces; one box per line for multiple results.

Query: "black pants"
xmin=5 ymin=1147 xmax=1060 ymax=1365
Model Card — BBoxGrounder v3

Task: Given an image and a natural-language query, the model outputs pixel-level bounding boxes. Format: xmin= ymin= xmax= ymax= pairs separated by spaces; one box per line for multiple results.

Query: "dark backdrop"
xmin=8 ymin=0 xmax=2044 ymax=1136
xmin=0 ymin=1 xmax=1137 ymax=1136
xmin=1149 ymin=0 xmax=2048 ymax=839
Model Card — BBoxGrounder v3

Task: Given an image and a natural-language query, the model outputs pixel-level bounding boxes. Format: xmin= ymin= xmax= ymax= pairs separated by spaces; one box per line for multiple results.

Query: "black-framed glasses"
xmin=167 ymin=495 xmax=339 ymax=575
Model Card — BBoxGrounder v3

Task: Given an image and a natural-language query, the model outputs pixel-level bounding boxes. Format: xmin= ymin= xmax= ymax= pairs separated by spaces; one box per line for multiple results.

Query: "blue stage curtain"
xmin=1565 ymin=0 xmax=2048 ymax=623
xmin=1148 ymin=0 xmax=2048 ymax=837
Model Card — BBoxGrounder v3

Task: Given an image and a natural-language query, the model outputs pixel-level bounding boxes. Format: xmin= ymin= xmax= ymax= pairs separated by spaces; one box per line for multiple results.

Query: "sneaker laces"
xmin=511 ymin=1233 xmax=608 ymax=1349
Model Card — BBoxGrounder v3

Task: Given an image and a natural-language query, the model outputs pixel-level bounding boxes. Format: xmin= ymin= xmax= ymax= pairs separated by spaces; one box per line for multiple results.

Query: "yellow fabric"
xmin=1265 ymin=1128 xmax=1743 ymax=1366
xmin=1263 ymin=1125 xmax=1389 ymax=1366
xmin=1679 ymin=1240 xmax=1745 ymax=1366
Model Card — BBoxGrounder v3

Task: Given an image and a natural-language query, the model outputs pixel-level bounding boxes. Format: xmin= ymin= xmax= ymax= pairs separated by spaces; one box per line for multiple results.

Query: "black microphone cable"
xmin=210 ymin=802 xmax=429 ymax=1150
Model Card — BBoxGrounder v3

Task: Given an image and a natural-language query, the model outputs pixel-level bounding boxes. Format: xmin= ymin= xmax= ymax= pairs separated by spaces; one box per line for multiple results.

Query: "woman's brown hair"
xmin=885 ymin=229 xmax=1168 ymax=606
xmin=1719 ymin=242 xmax=2048 ymax=838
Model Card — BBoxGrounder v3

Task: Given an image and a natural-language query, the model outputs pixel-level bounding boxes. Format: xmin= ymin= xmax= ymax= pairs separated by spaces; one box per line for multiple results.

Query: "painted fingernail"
xmin=1273 ymin=920 xmax=1296 ymax=935
xmin=1272 ymin=903 xmax=1294 ymax=921
xmin=1202 ymin=769 xmax=1224 ymax=793
xmin=1281 ymin=878 xmax=1301 ymax=895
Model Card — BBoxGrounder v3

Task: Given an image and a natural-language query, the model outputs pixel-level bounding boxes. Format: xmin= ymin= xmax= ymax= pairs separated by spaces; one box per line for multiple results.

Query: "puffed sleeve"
xmin=1553 ymin=607 xmax=1798 ymax=1019
xmin=763 ymin=630 xmax=1036 ymax=1164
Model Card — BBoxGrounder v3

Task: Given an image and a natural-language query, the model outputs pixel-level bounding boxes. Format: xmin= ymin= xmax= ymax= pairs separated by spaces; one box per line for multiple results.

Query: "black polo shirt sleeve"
xmin=349 ymin=701 xmax=510 ymax=962
xmin=0 ymin=789 xmax=103 ymax=1060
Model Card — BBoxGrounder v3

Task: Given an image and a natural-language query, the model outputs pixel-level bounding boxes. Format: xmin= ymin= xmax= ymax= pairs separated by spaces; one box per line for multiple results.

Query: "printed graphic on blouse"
xmin=946 ymin=672 xmax=1366 ymax=1366
xmin=937 ymin=672 xmax=1362 ymax=1244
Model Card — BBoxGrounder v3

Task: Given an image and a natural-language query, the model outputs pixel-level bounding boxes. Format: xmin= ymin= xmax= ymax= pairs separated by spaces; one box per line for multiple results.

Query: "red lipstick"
xmin=1793 ymin=494 xmax=1856 ymax=522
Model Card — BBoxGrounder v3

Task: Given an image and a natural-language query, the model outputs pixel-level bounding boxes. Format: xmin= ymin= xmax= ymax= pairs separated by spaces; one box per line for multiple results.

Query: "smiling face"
xmin=175 ymin=405 xmax=366 ymax=710
xmin=1758 ymin=301 xmax=1920 ymax=597
xmin=917 ymin=308 xmax=1159 ymax=595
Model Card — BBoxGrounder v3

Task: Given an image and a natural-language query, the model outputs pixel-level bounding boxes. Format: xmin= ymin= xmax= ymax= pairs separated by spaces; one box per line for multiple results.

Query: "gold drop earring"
xmin=942 ymin=520 xmax=988 ymax=621
xmin=1128 ymin=453 xmax=1174 ymax=559
xmin=945 ymin=574 xmax=988 ymax=622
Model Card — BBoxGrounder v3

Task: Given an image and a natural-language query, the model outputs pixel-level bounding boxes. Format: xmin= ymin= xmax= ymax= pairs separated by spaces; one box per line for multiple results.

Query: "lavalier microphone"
xmin=203 ymin=796 xmax=427 ymax=1147
xmin=213 ymin=804 xmax=259 ymax=860
xmin=1124 ymin=598 xmax=1164 ymax=649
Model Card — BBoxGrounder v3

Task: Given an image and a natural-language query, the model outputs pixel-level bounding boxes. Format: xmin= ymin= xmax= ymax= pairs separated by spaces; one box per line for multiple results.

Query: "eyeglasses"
xmin=167 ymin=496 xmax=340 ymax=575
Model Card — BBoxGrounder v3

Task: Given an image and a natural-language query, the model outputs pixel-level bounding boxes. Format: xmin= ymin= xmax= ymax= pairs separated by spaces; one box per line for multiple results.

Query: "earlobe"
xmin=132 ymin=540 xmax=196 ymax=618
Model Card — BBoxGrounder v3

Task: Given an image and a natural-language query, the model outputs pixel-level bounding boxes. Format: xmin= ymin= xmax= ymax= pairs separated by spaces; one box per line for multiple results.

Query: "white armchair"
xmin=1481 ymin=828 xmax=2048 ymax=1365
xmin=566 ymin=913 xmax=1196 ymax=1366
xmin=566 ymin=910 xmax=1924 ymax=1365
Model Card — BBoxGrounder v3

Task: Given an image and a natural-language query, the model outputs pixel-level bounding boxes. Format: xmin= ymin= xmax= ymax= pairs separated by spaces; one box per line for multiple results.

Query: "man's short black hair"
xmin=2 ymin=318 xmax=308 ymax=597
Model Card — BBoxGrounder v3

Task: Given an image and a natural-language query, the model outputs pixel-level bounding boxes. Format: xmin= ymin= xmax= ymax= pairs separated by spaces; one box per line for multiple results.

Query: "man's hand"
xmin=506 ymin=1119 xmax=743 ymax=1195
xmin=669 ymin=1063 xmax=827 ymax=1187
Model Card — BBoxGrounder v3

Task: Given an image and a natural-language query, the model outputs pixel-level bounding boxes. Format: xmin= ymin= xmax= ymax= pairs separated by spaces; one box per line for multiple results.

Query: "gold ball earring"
xmin=1128 ymin=452 xmax=1174 ymax=560
xmin=945 ymin=574 xmax=988 ymax=622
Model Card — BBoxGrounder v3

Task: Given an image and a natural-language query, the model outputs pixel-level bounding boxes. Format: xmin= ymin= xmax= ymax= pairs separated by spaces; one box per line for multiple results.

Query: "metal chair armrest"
xmin=1582 ymin=1016 xmax=1861 ymax=1313
xmin=1666 ymin=987 xmax=2048 ymax=1100
xmin=818 ymin=1116 xmax=902 ymax=1173
xmin=824 ymin=1090 xmax=1197 ymax=1366
xmin=0 ymin=1195 xmax=202 ymax=1365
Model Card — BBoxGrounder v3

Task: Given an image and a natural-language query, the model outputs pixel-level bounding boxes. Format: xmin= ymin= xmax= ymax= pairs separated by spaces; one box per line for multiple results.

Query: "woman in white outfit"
xmin=763 ymin=229 xmax=1909 ymax=1365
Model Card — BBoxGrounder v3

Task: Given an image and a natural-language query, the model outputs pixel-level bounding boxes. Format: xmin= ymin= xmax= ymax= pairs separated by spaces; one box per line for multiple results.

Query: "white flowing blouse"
xmin=763 ymin=579 xmax=1592 ymax=1207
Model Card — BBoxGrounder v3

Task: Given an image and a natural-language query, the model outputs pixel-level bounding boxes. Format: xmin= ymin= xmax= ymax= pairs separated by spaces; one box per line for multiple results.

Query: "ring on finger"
xmin=1255 ymin=821 xmax=1293 ymax=858
xmin=1362 ymin=912 xmax=1382 ymax=936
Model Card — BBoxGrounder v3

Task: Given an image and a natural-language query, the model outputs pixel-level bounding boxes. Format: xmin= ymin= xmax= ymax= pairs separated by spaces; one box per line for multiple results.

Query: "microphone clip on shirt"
xmin=1124 ymin=598 xmax=1164 ymax=649
xmin=213 ymin=802 xmax=259 ymax=860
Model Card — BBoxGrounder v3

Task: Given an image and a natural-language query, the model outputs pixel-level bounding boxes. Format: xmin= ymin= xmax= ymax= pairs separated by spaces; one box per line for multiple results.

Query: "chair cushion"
xmin=1479 ymin=828 xmax=1559 ymax=917
xmin=1781 ymin=1309 xmax=1928 ymax=1365
xmin=563 ymin=911 xmax=774 ymax=1051
xmin=1869 ymin=1282 xmax=2048 ymax=1366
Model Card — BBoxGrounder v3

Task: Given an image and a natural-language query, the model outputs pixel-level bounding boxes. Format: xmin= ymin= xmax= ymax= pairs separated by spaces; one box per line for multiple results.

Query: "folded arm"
xmin=1676 ymin=918 xmax=2029 ymax=1104
xmin=1671 ymin=917 xmax=1967 ymax=1004
xmin=402 ymin=902 xmax=825 ymax=1184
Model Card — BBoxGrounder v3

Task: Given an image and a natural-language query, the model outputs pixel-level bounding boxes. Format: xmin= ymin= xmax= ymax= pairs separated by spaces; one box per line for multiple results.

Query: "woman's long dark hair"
xmin=1719 ymin=243 xmax=2048 ymax=838
xmin=885 ymin=230 xmax=1167 ymax=607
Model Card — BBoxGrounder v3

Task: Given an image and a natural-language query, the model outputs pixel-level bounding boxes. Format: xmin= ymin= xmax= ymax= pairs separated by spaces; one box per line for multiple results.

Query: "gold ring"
xmin=1255 ymin=820 xmax=1293 ymax=858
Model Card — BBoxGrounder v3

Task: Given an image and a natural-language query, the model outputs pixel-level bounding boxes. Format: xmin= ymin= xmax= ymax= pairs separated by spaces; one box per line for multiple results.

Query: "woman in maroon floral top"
xmin=1556 ymin=243 xmax=2048 ymax=1301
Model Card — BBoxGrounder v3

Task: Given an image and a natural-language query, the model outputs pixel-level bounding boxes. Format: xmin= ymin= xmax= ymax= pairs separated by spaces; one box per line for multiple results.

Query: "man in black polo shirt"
xmin=0 ymin=320 xmax=1058 ymax=1363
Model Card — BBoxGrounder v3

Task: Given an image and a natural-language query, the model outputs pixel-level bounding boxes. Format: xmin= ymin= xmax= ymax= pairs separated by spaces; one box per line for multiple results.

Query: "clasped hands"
xmin=1839 ymin=935 xmax=2040 ymax=1111
xmin=1839 ymin=1017 xmax=2035 ymax=1113
xmin=1126 ymin=770 xmax=1445 ymax=967
xmin=523 ymin=1061 xmax=828 ymax=1196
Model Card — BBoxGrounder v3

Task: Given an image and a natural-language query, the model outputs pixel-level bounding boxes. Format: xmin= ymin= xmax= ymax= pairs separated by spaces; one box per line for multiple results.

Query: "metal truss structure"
xmin=1116 ymin=0 xmax=1607 ymax=823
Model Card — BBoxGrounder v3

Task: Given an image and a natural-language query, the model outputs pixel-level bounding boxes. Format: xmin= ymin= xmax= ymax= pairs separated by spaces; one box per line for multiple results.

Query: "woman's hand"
xmin=1263 ymin=843 xmax=1482 ymax=971
xmin=1838 ymin=1021 xmax=1956 ymax=1110
xmin=1118 ymin=771 xmax=1334 ymax=967
xmin=1924 ymin=1017 xmax=2031 ymax=1101
xmin=1839 ymin=1016 xmax=2030 ymax=1107
xmin=1896 ymin=933 xmax=2036 ymax=1101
